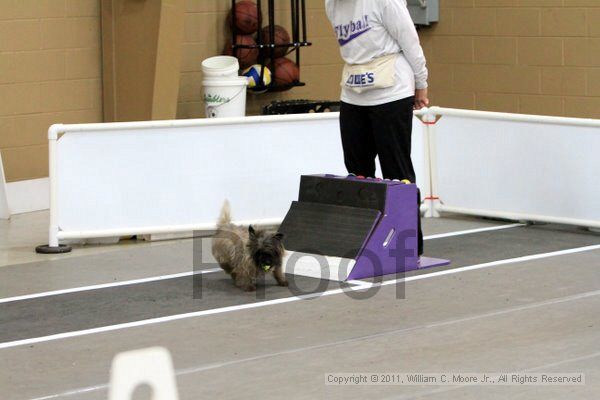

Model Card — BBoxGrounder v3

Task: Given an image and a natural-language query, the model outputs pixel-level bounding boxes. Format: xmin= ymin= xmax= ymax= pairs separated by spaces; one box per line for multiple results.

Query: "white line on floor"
xmin=346 ymin=280 xmax=374 ymax=289
xmin=0 ymin=269 xmax=365 ymax=304
xmin=0 ymin=286 xmax=348 ymax=350
xmin=2 ymin=242 xmax=600 ymax=351
xmin=380 ymin=243 xmax=600 ymax=287
xmin=1 ymin=224 xmax=523 ymax=304
xmin=423 ymin=223 xmax=524 ymax=240
xmin=0 ymin=268 xmax=222 ymax=304
xmin=29 ymin=385 xmax=107 ymax=400
xmin=26 ymin=289 xmax=600 ymax=400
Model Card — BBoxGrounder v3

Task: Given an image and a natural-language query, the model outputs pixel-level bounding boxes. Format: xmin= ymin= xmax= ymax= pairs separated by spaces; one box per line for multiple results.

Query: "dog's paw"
xmin=243 ymin=285 xmax=257 ymax=292
xmin=278 ymin=280 xmax=289 ymax=287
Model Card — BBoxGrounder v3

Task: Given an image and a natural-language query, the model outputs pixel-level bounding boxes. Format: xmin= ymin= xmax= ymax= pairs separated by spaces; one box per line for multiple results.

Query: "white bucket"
xmin=203 ymin=77 xmax=248 ymax=118
xmin=201 ymin=56 xmax=239 ymax=79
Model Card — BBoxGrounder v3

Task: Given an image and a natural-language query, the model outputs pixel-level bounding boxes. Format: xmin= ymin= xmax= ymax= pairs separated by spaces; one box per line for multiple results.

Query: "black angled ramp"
xmin=298 ymin=175 xmax=388 ymax=213
xmin=279 ymin=201 xmax=381 ymax=259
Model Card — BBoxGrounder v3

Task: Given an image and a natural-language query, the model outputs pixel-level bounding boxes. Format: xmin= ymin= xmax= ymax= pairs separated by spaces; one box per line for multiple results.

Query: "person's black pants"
xmin=339 ymin=96 xmax=423 ymax=256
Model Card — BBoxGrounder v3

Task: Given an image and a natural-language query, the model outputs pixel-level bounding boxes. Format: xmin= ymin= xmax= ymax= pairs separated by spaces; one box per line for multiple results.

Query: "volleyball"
xmin=242 ymin=64 xmax=272 ymax=91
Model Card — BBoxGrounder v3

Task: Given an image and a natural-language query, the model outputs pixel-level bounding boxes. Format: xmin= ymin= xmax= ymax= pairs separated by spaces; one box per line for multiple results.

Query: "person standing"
xmin=326 ymin=0 xmax=429 ymax=256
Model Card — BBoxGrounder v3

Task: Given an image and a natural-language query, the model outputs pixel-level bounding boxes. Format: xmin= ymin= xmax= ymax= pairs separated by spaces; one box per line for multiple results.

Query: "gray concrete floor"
xmin=0 ymin=213 xmax=599 ymax=400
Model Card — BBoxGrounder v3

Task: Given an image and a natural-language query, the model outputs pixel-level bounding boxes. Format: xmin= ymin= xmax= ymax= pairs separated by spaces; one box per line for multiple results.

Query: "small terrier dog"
xmin=212 ymin=201 xmax=287 ymax=291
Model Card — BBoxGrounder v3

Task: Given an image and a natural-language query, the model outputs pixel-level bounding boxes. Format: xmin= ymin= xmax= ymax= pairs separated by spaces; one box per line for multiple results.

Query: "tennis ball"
xmin=400 ymin=179 xmax=411 ymax=184
xmin=262 ymin=265 xmax=271 ymax=272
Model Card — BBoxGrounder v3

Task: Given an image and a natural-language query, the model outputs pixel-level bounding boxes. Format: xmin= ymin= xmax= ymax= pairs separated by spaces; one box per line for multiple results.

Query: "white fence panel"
xmin=56 ymin=115 xmax=344 ymax=235
xmin=433 ymin=110 xmax=600 ymax=225
xmin=53 ymin=113 xmax=427 ymax=241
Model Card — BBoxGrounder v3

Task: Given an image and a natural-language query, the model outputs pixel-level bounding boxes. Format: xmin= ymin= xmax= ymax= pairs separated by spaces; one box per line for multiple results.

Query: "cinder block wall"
xmin=177 ymin=0 xmax=343 ymax=117
xmin=0 ymin=0 xmax=102 ymax=182
xmin=419 ymin=0 xmax=600 ymax=118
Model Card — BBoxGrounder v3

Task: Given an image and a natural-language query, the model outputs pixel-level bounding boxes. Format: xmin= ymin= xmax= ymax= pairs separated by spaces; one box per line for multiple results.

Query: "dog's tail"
xmin=217 ymin=200 xmax=232 ymax=228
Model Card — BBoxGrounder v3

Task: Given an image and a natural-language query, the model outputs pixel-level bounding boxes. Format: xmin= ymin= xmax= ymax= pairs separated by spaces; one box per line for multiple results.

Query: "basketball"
xmin=272 ymin=57 xmax=299 ymax=90
xmin=229 ymin=1 xmax=260 ymax=34
xmin=222 ymin=35 xmax=258 ymax=69
xmin=261 ymin=25 xmax=291 ymax=59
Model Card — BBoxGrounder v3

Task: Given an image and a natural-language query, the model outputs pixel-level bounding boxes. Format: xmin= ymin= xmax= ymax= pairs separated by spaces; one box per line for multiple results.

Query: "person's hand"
xmin=414 ymin=88 xmax=429 ymax=110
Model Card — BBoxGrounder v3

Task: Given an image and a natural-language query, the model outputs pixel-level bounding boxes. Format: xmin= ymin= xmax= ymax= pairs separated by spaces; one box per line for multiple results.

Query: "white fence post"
xmin=415 ymin=108 xmax=431 ymax=216
xmin=108 ymin=347 xmax=180 ymax=400
xmin=0 ymin=151 xmax=9 ymax=219
xmin=422 ymin=108 xmax=441 ymax=218
xmin=428 ymin=108 xmax=442 ymax=218
xmin=48 ymin=136 xmax=58 ymax=247
xmin=35 ymin=125 xmax=72 ymax=253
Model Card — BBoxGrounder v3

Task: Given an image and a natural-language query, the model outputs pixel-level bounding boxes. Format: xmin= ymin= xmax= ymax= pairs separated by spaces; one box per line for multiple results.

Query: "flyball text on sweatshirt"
xmin=334 ymin=15 xmax=371 ymax=45
xmin=325 ymin=0 xmax=428 ymax=106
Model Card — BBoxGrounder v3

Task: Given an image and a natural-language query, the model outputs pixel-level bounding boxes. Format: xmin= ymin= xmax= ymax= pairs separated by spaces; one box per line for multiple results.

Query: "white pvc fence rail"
xmin=41 ymin=107 xmax=600 ymax=248
xmin=426 ymin=106 xmax=600 ymax=228
xmin=45 ymin=112 xmax=426 ymax=247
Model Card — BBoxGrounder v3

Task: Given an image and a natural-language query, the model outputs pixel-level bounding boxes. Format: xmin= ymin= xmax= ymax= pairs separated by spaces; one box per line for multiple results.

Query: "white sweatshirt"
xmin=325 ymin=0 xmax=428 ymax=106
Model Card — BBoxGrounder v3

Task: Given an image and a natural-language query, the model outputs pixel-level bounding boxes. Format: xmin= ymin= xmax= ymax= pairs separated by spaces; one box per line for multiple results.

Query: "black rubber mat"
xmin=424 ymin=224 xmax=600 ymax=269
xmin=373 ymin=224 xmax=600 ymax=284
xmin=2 ymin=224 xmax=599 ymax=344
xmin=0 ymin=272 xmax=349 ymax=343
xmin=278 ymin=201 xmax=381 ymax=258
xmin=298 ymin=175 xmax=388 ymax=213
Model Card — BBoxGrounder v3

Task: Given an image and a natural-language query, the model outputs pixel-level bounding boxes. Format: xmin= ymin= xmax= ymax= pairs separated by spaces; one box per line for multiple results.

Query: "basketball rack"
xmin=230 ymin=0 xmax=312 ymax=92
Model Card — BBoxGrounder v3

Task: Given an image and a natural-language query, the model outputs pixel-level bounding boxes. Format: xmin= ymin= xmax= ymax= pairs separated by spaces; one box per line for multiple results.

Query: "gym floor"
xmin=1 ymin=211 xmax=599 ymax=400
